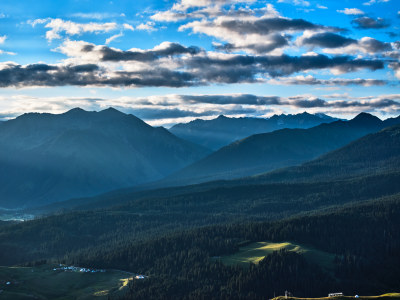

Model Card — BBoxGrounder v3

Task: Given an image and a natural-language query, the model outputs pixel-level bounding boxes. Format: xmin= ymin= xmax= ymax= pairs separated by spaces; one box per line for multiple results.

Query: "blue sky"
xmin=0 ymin=0 xmax=399 ymax=126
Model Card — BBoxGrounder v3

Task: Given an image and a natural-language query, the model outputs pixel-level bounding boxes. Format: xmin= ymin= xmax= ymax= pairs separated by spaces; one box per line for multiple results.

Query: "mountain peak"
xmin=64 ymin=107 xmax=87 ymax=115
xmin=99 ymin=107 xmax=125 ymax=116
xmin=352 ymin=112 xmax=381 ymax=124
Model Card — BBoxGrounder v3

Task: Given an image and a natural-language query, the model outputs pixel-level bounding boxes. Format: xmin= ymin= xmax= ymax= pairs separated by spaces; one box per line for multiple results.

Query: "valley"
xmin=0 ymin=111 xmax=399 ymax=299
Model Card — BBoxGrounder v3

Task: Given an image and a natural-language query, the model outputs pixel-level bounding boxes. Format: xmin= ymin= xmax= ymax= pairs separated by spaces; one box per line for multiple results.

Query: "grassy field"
xmin=273 ymin=293 xmax=400 ymax=300
xmin=218 ymin=241 xmax=335 ymax=271
xmin=0 ymin=264 xmax=134 ymax=299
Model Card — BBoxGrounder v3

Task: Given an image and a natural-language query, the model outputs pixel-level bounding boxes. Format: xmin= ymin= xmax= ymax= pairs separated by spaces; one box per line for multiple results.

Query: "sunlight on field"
xmin=219 ymin=241 xmax=335 ymax=271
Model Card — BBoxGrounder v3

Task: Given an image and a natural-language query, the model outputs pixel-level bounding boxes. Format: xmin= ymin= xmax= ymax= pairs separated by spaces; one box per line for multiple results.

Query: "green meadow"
xmin=0 ymin=265 xmax=133 ymax=299
xmin=218 ymin=241 xmax=335 ymax=271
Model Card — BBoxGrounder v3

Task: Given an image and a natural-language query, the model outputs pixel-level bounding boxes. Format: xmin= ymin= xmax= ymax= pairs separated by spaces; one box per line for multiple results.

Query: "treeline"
xmin=1 ymin=171 xmax=400 ymax=267
xmin=1 ymin=171 xmax=400 ymax=266
xmin=57 ymin=194 xmax=400 ymax=299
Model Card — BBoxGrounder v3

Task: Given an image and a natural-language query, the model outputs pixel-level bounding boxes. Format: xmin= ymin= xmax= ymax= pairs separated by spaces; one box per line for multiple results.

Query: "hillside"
xmin=169 ymin=112 xmax=339 ymax=150
xmin=40 ymin=123 xmax=400 ymax=213
xmin=0 ymin=124 xmax=399 ymax=297
xmin=2 ymin=121 xmax=400 ymax=265
xmin=0 ymin=108 xmax=209 ymax=208
xmin=256 ymin=124 xmax=400 ymax=183
xmin=160 ymin=113 xmax=399 ymax=186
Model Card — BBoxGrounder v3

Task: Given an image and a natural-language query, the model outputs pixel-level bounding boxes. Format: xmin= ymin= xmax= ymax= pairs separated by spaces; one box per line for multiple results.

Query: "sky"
xmin=0 ymin=0 xmax=399 ymax=127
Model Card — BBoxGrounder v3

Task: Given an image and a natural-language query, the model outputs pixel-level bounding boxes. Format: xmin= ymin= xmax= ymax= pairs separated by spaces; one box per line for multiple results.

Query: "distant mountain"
xmin=161 ymin=113 xmax=400 ymax=186
xmin=0 ymin=108 xmax=209 ymax=208
xmin=256 ymin=123 xmax=400 ymax=183
xmin=169 ymin=112 xmax=340 ymax=150
xmin=42 ymin=121 xmax=400 ymax=213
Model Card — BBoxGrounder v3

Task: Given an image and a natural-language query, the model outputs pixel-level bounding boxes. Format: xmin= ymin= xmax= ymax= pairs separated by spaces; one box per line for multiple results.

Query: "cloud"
xmin=277 ymin=0 xmax=310 ymax=6
xmin=0 ymin=36 xmax=15 ymax=56
xmin=180 ymin=16 xmax=342 ymax=54
xmin=136 ymin=21 xmax=157 ymax=32
xmin=1 ymin=93 xmax=399 ymax=126
xmin=352 ymin=16 xmax=390 ymax=29
xmin=298 ymin=32 xmax=392 ymax=54
xmin=337 ymin=8 xmax=365 ymax=15
xmin=30 ymin=18 xmax=118 ymax=41
xmin=267 ymin=75 xmax=388 ymax=86
xmin=105 ymin=32 xmax=123 ymax=44
xmin=0 ymin=37 xmax=388 ymax=89
xmin=317 ymin=5 xmax=328 ymax=9
xmin=0 ymin=50 xmax=16 ymax=56
xmin=363 ymin=0 xmax=390 ymax=6
xmin=58 ymin=40 xmax=201 ymax=62
xmin=301 ymin=32 xmax=357 ymax=48
xmin=123 ymin=23 xmax=134 ymax=31
xmin=151 ymin=2 xmax=278 ymax=22
xmin=171 ymin=0 xmax=255 ymax=11
xmin=0 ymin=50 xmax=385 ymax=88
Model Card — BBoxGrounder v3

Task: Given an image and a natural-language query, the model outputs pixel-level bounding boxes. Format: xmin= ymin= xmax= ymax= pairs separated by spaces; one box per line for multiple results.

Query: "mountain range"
xmin=169 ymin=112 xmax=339 ymax=150
xmin=160 ymin=113 xmax=400 ymax=186
xmin=0 ymin=108 xmax=209 ymax=208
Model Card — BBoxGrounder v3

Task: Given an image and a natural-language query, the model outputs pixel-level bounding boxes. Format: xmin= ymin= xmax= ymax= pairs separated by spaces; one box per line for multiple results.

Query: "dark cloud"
xmin=289 ymin=98 xmax=400 ymax=109
xmin=180 ymin=94 xmax=281 ymax=105
xmin=0 ymin=51 xmax=387 ymax=88
xmin=301 ymin=33 xmax=357 ymax=48
xmin=386 ymin=32 xmax=399 ymax=38
xmin=352 ymin=17 xmax=390 ymax=29
xmin=175 ymin=94 xmax=400 ymax=109
xmin=127 ymin=108 xmax=218 ymax=120
xmin=214 ymin=33 xmax=290 ymax=53
xmin=99 ymin=43 xmax=201 ymax=62
xmin=218 ymin=18 xmax=342 ymax=35
xmin=360 ymin=38 xmax=392 ymax=52
xmin=273 ymin=77 xmax=387 ymax=86
xmin=0 ymin=64 xmax=195 ymax=88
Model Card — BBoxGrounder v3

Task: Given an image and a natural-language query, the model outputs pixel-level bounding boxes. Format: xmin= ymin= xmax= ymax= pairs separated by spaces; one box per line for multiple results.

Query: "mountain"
xmin=169 ymin=112 xmax=340 ymax=150
xmin=160 ymin=113 xmax=400 ymax=186
xmin=0 ymin=108 xmax=209 ymax=208
xmin=39 ymin=123 xmax=400 ymax=214
xmin=255 ymin=123 xmax=400 ymax=183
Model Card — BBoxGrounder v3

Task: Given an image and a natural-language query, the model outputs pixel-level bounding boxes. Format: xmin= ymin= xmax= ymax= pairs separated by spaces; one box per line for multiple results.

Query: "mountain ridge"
xmin=169 ymin=112 xmax=340 ymax=150
xmin=0 ymin=107 xmax=210 ymax=208
xmin=160 ymin=113 xmax=400 ymax=187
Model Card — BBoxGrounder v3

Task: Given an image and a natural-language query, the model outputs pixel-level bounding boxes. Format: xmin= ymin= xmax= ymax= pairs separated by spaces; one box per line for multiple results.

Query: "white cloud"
xmin=277 ymin=0 xmax=310 ymax=7
xmin=0 ymin=35 xmax=6 ymax=44
xmin=317 ymin=5 xmax=328 ymax=9
xmin=151 ymin=0 xmax=259 ymax=22
xmin=30 ymin=18 xmax=118 ymax=41
xmin=123 ymin=23 xmax=134 ymax=31
xmin=363 ymin=0 xmax=390 ymax=6
xmin=337 ymin=8 xmax=365 ymax=15
xmin=172 ymin=0 xmax=255 ymax=11
xmin=28 ymin=18 xmax=48 ymax=27
xmin=136 ymin=22 xmax=157 ymax=32
xmin=105 ymin=32 xmax=123 ymax=44
xmin=0 ymin=49 xmax=16 ymax=56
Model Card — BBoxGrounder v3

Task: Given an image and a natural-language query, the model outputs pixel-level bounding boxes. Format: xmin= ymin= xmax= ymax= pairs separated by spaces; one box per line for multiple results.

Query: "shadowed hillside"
xmin=0 ymin=108 xmax=209 ymax=208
